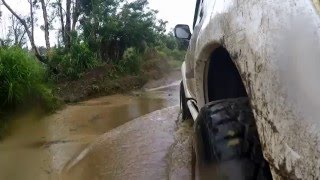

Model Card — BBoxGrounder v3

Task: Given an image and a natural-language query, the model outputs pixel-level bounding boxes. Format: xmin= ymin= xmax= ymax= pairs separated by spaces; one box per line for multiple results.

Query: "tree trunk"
xmin=28 ymin=0 xmax=34 ymax=45
xmin=65 ymin=0 xmax=72 ymax=49
xmin=57 ymin=0 xmax=65 ymax=45
xmin=14 ymin=28 xmax=19 ymax=45
xmin=40 ymin=0 xmax=51 ymax=52
xmin=9 ymin=16 xmax=27 ymax=47
xmin=1 ymin=0 xmax=45 ymax=64
xmin=11 ymin=16 xmax=19 ymax=45
xmin=72 ymin=0 xmax=80 ymax=31
xmin=18 ymin=31 xmax=27 ymax=46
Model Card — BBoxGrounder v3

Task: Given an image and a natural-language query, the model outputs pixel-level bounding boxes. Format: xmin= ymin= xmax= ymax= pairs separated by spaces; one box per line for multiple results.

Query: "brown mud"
xmin=0 ymin=71 xmax=194 ymax=180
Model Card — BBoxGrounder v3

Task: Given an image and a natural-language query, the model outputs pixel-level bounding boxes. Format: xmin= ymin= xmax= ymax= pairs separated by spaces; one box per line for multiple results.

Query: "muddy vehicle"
xmin=175 ymin=0 xmax=320 ymax=179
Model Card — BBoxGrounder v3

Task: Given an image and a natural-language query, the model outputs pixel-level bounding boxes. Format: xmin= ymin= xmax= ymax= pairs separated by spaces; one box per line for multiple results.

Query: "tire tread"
xmin=195 ymin=98 xmax=272 ymax=179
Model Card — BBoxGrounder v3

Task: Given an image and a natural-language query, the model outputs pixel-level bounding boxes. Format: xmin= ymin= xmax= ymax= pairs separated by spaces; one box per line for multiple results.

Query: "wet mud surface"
xmin=62 ymin=106 xmax=193 ymax=180
xmin=0 ymin=72 xmax=194 ymax=180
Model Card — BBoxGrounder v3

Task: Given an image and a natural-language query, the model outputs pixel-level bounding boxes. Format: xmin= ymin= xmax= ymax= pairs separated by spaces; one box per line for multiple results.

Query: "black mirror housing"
xmin=174 ymin=24 xmax=192 ymax=40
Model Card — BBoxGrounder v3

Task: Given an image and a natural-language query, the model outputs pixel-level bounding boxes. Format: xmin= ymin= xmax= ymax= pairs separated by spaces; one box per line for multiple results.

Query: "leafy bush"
xmin=117 ymin=48 xmax=142 ymax=75
xmin=50 ymin=43 xmax=98 ymax=79
xmin=169 ymin=49 xmax=186 ymax=61
xmin=157 ymin=46 xmax=186 ymax=61
xmin=0 ymin=47 xmax=58 ymax=111
xmin=69 ymin=42 xmax=98 ymax=71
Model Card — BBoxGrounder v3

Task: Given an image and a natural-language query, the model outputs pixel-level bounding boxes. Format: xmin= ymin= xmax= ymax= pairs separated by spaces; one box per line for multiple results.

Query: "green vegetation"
xmin=50 ymin=42 xmax=99 ymax=79
xmin=0 ymin=47 xmax=57 ymax=112
xmin=0 ymin=0 xmax=186 ymax=134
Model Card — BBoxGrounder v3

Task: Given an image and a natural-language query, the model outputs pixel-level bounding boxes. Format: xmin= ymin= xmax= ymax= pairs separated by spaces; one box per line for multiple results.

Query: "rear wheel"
xmin=180 ymin=81 xmax=192 ymax=120
xmin=194 ymin=98 xmax=272 ymax=180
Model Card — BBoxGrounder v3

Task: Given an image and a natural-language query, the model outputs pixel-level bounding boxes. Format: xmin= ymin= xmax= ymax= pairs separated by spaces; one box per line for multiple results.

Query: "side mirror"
xmin=174 ymin=24 xmax=192 ymax=40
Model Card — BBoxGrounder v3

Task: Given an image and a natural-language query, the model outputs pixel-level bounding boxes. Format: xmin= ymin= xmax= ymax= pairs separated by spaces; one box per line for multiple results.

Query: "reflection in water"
xmin=0 ymin=84 xmax=179 ymax=180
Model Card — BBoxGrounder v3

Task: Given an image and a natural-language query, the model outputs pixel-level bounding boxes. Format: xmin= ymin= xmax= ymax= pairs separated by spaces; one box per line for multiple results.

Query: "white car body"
xmin=182 ymin=0 xmax=320 ymax=179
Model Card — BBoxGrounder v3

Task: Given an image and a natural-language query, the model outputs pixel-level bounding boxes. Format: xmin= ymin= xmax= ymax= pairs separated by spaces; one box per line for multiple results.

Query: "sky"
xmin=0 ymin=0 xmax=196 ymax=46
xmin=148 ymin=0 xmax=195 ymax=30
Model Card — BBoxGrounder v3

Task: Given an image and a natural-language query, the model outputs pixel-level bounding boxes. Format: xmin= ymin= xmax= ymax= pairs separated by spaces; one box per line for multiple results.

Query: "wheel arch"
xmin=194 ymin=43 xmax=249 ymax=108
xmin=205 ymin=46 xmax=248 ymax=103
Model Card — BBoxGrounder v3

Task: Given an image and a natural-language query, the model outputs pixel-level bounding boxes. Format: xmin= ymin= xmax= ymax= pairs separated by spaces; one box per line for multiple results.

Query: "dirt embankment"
xmin=56 ymin=55 xmax=181 ymax=103
xmin=56 ymin=65 xmax=147 ymax=103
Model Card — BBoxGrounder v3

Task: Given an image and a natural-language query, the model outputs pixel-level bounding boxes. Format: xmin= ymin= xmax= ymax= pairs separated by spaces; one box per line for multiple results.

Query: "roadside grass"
xmin=0 ymin=47 xmax=61 ymax=137
xmin=0 ymin=47 xmax=59 ymax=111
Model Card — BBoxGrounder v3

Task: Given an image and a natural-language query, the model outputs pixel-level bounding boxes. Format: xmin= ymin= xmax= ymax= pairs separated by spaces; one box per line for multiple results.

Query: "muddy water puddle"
xmin=0 ymin=83 xmax=180 ymax=180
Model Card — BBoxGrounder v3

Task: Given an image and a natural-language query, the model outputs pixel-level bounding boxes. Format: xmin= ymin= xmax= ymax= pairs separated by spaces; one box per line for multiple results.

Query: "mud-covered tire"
xmin=194 ymin=98 xmax=272 ymax=180
xmin=180 ymin=81 xmax=192 ymax=120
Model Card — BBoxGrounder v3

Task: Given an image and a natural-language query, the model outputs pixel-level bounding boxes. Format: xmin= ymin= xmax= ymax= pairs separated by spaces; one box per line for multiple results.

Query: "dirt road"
xmin=62 ymin=106 xmax=193 ymax=180
xmin=0 ymin=70 xmax=193 ymax=180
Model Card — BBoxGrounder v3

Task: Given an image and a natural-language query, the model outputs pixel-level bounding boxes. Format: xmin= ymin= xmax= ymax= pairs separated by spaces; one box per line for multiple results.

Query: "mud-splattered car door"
xmin=184 ymin=0 xmax=209 ymax=100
